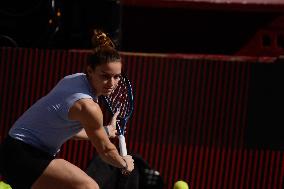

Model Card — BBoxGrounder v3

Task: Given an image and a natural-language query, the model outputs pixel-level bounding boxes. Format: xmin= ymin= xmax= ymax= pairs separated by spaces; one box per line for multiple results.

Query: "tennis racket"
xmin=101 ymin=75 xmax=134 ymax=156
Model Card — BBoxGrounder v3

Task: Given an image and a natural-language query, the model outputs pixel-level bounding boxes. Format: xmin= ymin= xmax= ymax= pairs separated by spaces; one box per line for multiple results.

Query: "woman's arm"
xmin=72 ymin=123 xmax=117 ymax=140
xmin=72 ymin=129 xmax=89 ymax=140
xmin=68 ymin=98 xmax=133 ymax=171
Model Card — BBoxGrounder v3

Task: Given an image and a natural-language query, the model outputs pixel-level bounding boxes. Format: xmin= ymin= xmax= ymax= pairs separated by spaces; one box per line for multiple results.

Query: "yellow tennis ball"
xmin=173 ymin=180 xmax=189 ymax=189
xmin=0 ymin=181 xmax=12 ymax=189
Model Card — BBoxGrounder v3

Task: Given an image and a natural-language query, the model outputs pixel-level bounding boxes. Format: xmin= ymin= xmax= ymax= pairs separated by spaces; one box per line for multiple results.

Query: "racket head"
xmin=101 ymin=75 xmax=134 ymax=135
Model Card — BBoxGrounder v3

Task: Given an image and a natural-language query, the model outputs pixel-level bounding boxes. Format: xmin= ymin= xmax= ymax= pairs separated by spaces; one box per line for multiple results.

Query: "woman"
xmin=0 ymin=30 xmax=134 ymax=189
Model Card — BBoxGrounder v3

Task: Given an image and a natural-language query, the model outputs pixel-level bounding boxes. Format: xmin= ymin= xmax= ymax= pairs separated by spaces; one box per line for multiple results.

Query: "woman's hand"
xmin=121 ymin=155 xmax=135 ymax=175
xmin=104 ymin=111 xmax=119 ymax=138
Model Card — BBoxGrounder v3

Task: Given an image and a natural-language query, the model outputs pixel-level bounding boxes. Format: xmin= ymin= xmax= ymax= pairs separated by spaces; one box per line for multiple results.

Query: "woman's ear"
xmin=86 ymin=66 xmax=93 ymax=77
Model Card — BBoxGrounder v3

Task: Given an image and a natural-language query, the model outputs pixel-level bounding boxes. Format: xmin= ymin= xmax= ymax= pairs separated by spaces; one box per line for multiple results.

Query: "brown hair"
xmin=87 ymin=29 xmax=121 ymax=70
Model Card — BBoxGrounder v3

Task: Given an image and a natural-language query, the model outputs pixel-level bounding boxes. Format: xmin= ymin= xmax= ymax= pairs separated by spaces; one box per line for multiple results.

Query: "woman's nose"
xmin=107 ymin=77 xmax=115 ymax=86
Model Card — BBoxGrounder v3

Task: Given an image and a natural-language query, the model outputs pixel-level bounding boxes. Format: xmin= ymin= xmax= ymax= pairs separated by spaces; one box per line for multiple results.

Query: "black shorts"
xmin=0 ymin=136 xmax=54 ymax=189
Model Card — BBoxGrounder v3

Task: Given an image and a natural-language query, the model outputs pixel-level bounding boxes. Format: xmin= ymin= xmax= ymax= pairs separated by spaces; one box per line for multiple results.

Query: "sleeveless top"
xmin=9 ymin=73 xmax=97 ymax=156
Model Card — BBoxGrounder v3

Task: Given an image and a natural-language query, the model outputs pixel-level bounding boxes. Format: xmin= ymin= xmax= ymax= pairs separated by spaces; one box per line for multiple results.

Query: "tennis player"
xmin=0 ymin=30 xmax=134 ymax=189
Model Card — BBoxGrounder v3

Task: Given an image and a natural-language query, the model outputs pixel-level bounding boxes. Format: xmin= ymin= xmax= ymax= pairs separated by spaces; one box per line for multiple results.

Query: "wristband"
xmin=104 ymin=126 xmax=110 ymax=137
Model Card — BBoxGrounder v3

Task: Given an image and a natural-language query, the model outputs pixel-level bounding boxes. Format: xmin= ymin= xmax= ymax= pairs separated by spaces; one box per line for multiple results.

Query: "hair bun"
xmin=91 ymin=29 xmax=115 ymax=50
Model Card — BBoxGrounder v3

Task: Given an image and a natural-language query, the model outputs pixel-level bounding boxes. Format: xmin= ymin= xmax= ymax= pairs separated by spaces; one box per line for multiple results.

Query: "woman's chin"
xmin=102 ymin=91 xmax=113 ymax=96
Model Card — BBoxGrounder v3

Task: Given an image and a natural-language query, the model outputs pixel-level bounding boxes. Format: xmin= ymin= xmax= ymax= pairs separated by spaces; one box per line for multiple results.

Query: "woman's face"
xmin=87 ymin=61 xmax=122 ymax=96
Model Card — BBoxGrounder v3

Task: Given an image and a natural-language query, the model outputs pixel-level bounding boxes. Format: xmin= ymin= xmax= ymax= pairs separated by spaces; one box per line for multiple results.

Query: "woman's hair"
xmin=87 ymin=29 xmax=121 ymax=69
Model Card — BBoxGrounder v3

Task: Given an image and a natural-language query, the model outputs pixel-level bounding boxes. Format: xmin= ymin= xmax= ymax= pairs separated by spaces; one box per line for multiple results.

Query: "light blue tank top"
xmin=9 ymin=73 xmax=97 ymax=156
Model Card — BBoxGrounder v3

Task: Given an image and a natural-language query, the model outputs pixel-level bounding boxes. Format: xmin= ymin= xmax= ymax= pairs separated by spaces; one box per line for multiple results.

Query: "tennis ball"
xmin=0 ymin=181 xmax=12 ymax=189
xmin=173 ymin=180 xmax=189 ymax=189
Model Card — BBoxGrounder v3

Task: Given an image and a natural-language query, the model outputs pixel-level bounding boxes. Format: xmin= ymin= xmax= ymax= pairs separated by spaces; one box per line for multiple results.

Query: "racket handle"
xmin=118 ymin=135 xmax=127 ymax=156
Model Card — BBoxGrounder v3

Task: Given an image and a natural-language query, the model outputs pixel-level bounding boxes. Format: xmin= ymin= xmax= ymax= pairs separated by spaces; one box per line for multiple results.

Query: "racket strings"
xmin=104 ymin=76 xmax=133 ymax=135
xmin=107 ymin=78 xmax=131 ymax=118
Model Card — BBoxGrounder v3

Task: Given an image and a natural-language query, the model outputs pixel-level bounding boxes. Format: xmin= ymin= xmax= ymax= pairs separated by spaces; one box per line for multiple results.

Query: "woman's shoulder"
xmin=64 ymin=72 xmax=86 ymax=78
xmin=63 ymin=73 xmax=86 ymax=80
xmin=69 ymin=98 xmax=102 ymax=121
xmin=57 ymin=73 xmax=92 ymax=96
xmin=74 ymin=98 xmax=100 ymax=112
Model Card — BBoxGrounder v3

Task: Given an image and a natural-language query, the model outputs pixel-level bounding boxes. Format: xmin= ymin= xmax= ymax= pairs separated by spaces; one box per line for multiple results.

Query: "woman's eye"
xmin=114 ymin=75 xmax=120 ymax=80
xmin=101 ymin=75 xmax=109 ymax=79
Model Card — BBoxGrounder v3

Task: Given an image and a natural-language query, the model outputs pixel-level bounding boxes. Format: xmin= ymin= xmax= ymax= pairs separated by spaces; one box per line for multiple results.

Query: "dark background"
xmin=246 ymin=57 xmax=284 ymax=150
xmin=1 ymin=0 xmax=284 ymax=56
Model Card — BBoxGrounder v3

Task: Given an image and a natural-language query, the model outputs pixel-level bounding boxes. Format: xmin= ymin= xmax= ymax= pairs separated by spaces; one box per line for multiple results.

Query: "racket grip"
xmin=118 ymin=135 xmax=127 ymax=156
